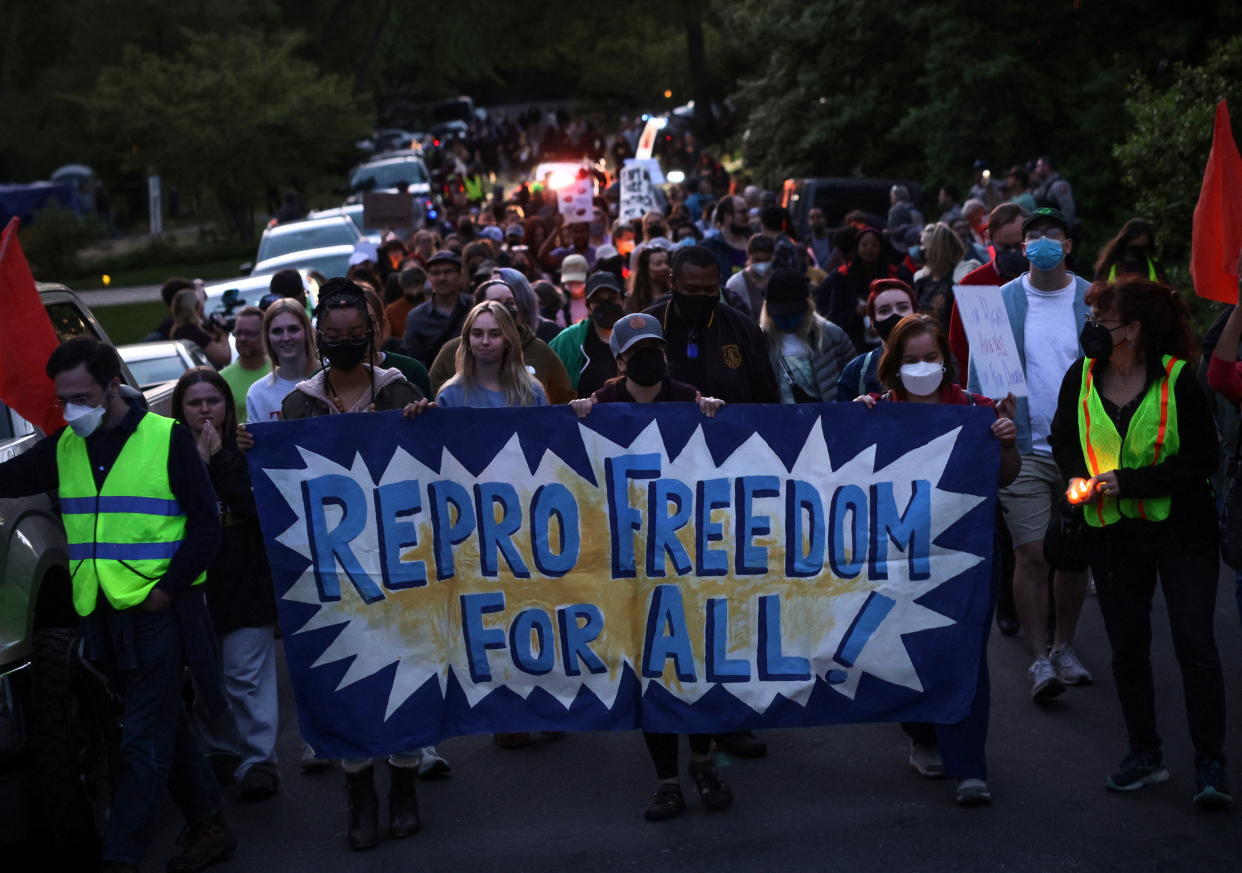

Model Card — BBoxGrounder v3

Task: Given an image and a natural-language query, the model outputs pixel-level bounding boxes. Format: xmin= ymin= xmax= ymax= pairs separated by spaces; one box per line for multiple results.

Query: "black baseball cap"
xmin=764 ymin=269 xmax=810 ymax=317
xmin=1021 ymin=207 xmax=1070 ymax=237
xmin=585 ymin=270 xmax=624 ymax=300
xmin=426 ymin=250 xmax=462 ymax=268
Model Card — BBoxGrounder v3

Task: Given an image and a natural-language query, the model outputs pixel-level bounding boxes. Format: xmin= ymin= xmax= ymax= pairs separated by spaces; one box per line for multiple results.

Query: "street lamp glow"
xmin=663 ymin=89 xmax=673 ymax=99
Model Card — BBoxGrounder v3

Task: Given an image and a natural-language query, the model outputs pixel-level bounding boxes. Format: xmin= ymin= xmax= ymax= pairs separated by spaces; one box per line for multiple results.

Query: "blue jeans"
xmin=103 ymin=607 xmax=223 ymax=865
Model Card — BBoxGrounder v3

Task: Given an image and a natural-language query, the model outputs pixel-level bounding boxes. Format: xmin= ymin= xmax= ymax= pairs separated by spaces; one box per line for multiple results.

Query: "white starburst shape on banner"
xmin=258 ymin=414 xmax=986 ymax=720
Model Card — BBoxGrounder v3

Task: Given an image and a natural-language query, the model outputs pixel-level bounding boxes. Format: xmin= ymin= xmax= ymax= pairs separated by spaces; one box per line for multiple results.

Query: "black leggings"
xmin=1089 ymin=529 xmax=1226 ymax=762
xmin=643 ymin=732 xmax=712 ymax=780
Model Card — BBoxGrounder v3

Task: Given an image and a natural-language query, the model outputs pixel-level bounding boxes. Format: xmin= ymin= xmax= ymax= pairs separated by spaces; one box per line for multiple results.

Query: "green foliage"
xmin=1114 ymin=34 xmax=1242 ymax=266
xmin=725 ymin=0 xmax=1242 ymax=271
xmin=83 ymin=30 xmax=371 ymax=241
xmin=18 ymin=202 xmax=102 ymax=279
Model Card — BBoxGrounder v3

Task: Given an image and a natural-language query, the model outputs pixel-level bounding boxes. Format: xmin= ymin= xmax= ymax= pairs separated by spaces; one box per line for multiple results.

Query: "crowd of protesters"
xmin=6 ymin=137 xmax=1242 ymax=873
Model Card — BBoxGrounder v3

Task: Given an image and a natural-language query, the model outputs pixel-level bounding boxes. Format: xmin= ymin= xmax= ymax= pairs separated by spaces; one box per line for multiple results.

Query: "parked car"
xmin=306 ymin=204 xmax=382 ymax=244
xmin=345 ymin=151 xmax=435 ymax=227
xmin=0 ymin=284 xmax=175 ymax=864
xmin=202 ymin=270 xmax=320 ymax=320
xmin=249 ymin=245 xmax=354 ymax=281
xmin=118 ymin=340 xmax=212 ymax=390
xmin=245 ymin=215 xmax=362 ymax=274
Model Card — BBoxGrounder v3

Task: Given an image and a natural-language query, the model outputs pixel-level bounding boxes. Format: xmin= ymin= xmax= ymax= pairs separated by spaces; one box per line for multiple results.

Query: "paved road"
xmin=73 ymin=283 xmax=164 ymax=306
xmin=132 ymin=568 xmax=1240 ymax=872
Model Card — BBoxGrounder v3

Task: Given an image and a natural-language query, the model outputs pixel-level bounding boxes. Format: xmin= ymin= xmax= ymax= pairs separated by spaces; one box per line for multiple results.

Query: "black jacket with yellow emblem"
xmin=645 ymin=297 xmax=779 ymax=404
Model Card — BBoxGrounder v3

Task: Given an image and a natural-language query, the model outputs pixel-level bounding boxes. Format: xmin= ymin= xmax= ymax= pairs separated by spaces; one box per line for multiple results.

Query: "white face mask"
xmin=899 ymin=361 xmax=944 ymax=396
xmin=64 ymin=402 xmax=106 ymax=438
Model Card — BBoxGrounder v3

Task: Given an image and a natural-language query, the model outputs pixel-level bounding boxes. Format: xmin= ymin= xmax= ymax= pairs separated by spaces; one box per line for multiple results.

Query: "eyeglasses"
xmin=320 ymin=332 xmax=369 ymax=344
xmin=1024 ymin=228 xmax=1067 ymax=241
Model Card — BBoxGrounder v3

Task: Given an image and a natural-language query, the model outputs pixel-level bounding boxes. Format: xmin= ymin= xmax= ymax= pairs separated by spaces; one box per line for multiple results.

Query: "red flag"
xmin=0 ymin=218 xmax=65 ymax=434
xmin=1191 ymin=100 xmax=1242 ymax=303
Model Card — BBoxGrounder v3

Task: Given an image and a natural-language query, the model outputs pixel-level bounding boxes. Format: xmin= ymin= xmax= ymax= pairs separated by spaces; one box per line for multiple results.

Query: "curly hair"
xmin=1084 ymin=278 xmax=1195 ymax=363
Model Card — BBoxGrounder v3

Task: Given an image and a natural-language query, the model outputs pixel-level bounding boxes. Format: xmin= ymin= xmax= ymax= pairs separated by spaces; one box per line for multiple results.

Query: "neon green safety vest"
xmin=1107 ymin=259 xmax=1158 ymax=282
xmin=1077 ymin=355 xmax=1182 ymax=527
xmin=57 ymin=412 xmax=203 ymax=616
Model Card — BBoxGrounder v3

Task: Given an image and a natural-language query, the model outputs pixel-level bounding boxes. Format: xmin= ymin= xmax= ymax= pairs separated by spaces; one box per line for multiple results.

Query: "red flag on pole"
xmin=1191 ymin=100 xmax=1242 ymax=303
xmin=0 ymin=218 xmax=65 ymax=434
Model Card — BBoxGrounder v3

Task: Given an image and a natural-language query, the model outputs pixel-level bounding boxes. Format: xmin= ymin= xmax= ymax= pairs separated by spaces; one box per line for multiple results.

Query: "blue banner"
xmin=247 ymin=403 xmax=998 ymax=759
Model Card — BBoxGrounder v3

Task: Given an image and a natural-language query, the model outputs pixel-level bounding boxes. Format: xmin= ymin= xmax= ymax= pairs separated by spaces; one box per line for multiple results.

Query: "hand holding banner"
xmin=247 ymin=403 xmax=998 ymax=758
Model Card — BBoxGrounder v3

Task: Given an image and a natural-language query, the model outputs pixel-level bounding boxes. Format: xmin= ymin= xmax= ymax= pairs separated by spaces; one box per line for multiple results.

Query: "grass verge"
xmin=94 ymin=301 xmax=169 ymax=346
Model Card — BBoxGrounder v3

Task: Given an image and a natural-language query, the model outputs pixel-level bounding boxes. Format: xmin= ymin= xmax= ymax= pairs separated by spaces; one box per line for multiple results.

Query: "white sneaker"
xmin=956 ymin=778 xmax=992 ymax=806
xmin=1050 ymin=645 xmax=1094 ymax=685
xmin=908 ymin=742 xmax=945 ymax=778
xmin=1029 ymin=656 xmax=1066 ymax=703
xmin=417 ymin=745 xmax=451 ymax=778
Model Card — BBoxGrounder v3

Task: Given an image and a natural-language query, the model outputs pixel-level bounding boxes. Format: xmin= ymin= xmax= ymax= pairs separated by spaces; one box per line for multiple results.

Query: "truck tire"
xmin=29 ymin=627 xmax=116 ymax=867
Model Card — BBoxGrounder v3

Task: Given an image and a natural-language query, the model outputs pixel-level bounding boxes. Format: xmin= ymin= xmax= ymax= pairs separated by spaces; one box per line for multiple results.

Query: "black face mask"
xmin=994 ymin=247 xmax=1027 ymax=280
xmin=875 ymin=313 xmax=902 ymax=342
xmin=591 ymin=300 xmax=623 ymax=330
xmin=673 ymin=291 xmax=716 ymax=326
xmin=321 ymin=336 xmax=371 ymax=371
xmin=1079 ymin=321 xmax=1117 ymax=361
xmin=625 ymin=346 xmax=668 ymax=387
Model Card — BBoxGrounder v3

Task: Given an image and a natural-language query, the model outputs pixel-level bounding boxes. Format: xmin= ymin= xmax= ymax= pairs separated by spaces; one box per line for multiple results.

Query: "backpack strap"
xmin=858 ymin=349 xmax=876 ymax=396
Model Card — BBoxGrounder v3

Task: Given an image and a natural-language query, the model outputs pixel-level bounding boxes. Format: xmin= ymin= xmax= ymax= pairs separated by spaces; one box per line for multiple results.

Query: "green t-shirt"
xmin=220 ymin=360 xmax=269 ymax=423
xmin=380 ymin=351 xmax=431 ymax=399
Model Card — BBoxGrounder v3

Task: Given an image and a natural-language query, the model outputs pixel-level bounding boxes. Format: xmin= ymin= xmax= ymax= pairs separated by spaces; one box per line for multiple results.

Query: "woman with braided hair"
xmin=272 ymin=277 xmax=441 ymax=848
xmin=280 ymin=278 xmax=425 ymax=418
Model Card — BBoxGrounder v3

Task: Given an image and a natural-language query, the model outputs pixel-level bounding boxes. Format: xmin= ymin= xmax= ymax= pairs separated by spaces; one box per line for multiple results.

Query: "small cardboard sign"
xmin=557 ymin=177 xmax=593 ymax=224
xmin=362 ymin=192 xmax=415 ymax=229
xmin=620 ymin=165 xmax=656 ymax=223
xmin=955 ymin=284 xmax=1027 ymax=398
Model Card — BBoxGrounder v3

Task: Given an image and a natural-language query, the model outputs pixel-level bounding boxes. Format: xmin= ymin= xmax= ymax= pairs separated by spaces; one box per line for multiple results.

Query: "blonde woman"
xmin=170 ymin=286 xmax=231 ymax=368
xmin=435 ymin=301 xmax=548 ymax=408
xmin=244 ymin=298 xmax=317 ymax=423
xmin=760 ymin=270 xmax=855 ymax=404
xmin=913 ymin=222 xmax=980 ymax=330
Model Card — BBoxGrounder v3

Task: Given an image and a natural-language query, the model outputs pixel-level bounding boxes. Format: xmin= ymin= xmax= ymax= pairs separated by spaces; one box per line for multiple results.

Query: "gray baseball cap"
xmin=609 ymin=312 xmax=665 ymax=357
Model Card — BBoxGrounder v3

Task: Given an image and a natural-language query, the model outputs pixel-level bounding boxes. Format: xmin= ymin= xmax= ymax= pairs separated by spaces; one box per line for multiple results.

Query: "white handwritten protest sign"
xmin=620 ymin=165 xmax=656 ymax=222
xmin=954 ymin=285 xmax=1027 ymax=398
xmin=557 ymin=177 xmax=593 ymax=224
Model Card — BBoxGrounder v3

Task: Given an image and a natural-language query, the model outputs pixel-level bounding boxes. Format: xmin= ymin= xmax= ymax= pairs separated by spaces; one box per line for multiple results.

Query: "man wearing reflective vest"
xmin=0 ymin=337 xmax=231 ymax=873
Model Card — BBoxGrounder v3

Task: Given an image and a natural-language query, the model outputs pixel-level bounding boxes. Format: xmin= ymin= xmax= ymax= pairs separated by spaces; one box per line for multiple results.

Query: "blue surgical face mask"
xmin=1025 ymin=237 xmax=1065 ymax=272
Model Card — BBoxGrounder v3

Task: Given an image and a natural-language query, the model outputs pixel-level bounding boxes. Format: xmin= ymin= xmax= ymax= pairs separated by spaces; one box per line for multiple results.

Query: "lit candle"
xmin=1066 ymin=477 xmax=1094 ymax=505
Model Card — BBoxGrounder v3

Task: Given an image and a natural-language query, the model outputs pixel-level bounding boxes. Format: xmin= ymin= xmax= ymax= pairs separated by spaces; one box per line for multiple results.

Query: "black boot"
xmin=388 ymin=765 xmax=421 ymax=839
xmin=345 ymin=767 xmax=379 ymax=850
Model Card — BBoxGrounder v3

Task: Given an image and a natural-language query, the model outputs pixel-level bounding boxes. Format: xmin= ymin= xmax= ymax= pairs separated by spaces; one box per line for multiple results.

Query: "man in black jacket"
xmin=644 ymin=245 xmax=779 ymax=405
xmin=402 ymin=250 xmax=471 ymax=367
